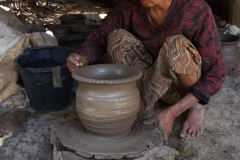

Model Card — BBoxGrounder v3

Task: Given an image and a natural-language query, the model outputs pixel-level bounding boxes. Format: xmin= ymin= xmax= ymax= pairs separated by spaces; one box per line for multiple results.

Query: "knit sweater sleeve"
xmin=77 ymin=4 xmax=123 ymax=63
xmin=190 ymin=6 xmax=227 ymax=104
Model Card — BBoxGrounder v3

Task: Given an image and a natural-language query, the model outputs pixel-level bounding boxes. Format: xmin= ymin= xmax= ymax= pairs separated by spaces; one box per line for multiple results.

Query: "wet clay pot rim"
xmin=220 ymin=34 xmax=239 ymax=44
xmin=72 ymin=64 xmax=143 ymax=84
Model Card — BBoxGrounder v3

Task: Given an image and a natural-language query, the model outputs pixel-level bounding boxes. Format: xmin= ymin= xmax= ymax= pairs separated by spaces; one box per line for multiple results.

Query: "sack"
xmin=0 ymin=23 xmax=24 ymax=57
xmin=0 ymin=28 xmax=58 ymax=108
xmin=0 ymin=8 xmax=25 ymax=33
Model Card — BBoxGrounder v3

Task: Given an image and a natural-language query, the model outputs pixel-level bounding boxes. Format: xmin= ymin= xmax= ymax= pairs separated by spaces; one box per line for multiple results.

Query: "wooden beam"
xmin=229 ymin=0 xmax=240 ymax=27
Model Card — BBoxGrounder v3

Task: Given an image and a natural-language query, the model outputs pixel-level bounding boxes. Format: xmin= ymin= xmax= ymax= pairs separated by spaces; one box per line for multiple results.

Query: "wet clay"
xmin=72 ymin=64 xmax=143 ymax=137
xmin=219 ymin=34 xmax=240 ymax=74
xmin=54 ymin=118 xmax=162 ymax=159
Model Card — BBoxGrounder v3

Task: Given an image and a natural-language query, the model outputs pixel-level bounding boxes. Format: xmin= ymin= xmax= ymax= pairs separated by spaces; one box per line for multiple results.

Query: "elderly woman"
xmin=67 ymin=0 xmax=226 ymax=138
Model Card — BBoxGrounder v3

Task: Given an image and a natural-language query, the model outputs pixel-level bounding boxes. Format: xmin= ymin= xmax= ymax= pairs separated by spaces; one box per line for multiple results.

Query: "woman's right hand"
xmin=67 ymin=53 xmax=88 ymax=72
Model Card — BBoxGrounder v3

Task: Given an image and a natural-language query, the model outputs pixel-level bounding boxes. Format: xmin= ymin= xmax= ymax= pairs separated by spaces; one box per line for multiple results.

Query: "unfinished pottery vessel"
xmin=72 ymin=64 xmax=142 ymax=137
xmin=219 ymin=34 xmax=240 ymax=74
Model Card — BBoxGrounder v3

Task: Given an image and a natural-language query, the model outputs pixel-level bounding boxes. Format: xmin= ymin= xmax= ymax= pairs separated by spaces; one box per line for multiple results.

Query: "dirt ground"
xmin=168 ymin=66 xmax=240 ymax=160
xmin=0 ymin=0 xmax=240 ymax=159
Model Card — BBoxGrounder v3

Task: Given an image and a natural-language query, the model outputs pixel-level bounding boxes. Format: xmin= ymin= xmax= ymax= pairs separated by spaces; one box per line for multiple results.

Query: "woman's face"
xmin=140 ymin=0 xmax=163 ymax=7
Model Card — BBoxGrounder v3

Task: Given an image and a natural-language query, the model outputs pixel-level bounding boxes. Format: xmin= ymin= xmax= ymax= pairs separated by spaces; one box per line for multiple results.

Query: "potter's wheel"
xmin=54 ymin=118 xmax=162 ymax=159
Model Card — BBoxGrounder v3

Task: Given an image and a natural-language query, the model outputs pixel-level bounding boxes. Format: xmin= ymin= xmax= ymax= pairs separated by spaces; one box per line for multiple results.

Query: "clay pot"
xmin=58 ymin=32 xmax=89 ymax=51
xmin=45 ymin=24 xmax=71 ymax=40
xmin=218 ymin=27 xmax=227 ymax=34
xmin=219 ymin=34 xmax=240 ymax=74
xmin=59 ymin=14 xmax=86 ymax=28
xmin=72 ymin=64 xmax=142 ymax=137
xmin=71 ymin=24 xmax=100 ymax=33
xmin=45 ymin=24 xmax=71 ymax=34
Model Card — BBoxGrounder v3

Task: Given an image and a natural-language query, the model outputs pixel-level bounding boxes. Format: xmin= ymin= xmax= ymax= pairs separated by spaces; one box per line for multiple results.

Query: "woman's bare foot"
xmin=179 ymin=103 xmax=204 ymax=138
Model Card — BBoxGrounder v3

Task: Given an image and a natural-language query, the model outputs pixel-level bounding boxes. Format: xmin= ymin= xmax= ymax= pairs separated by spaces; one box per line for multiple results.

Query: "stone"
xmin=0 ymin=109 xmax=30 ymax=146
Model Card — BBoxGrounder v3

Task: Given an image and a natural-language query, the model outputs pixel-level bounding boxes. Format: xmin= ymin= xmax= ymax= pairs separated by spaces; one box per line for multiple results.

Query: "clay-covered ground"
xmin=1 ymin=68 xmax=240 ymax=160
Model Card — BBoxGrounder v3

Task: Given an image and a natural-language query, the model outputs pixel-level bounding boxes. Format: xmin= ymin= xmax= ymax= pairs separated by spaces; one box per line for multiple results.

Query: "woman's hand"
xmin=67 ymin=53 xmax=88 ymax=72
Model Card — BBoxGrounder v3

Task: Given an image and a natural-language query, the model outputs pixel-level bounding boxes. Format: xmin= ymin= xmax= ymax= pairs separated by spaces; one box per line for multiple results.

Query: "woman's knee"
xmin=163 ymin=35 xmax=202 ymax=77
xmin=107 ymin=29 xmax=128 ymax=55
xmin=108 ymin=29 xmax=130 ymax=42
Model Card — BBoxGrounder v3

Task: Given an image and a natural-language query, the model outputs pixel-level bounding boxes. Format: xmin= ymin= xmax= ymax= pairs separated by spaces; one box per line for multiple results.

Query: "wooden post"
xmin=229 ymin=0 xmax=240 ymax=27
